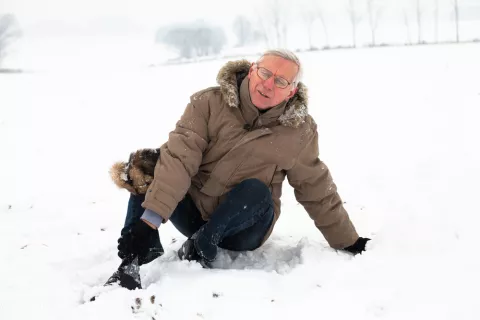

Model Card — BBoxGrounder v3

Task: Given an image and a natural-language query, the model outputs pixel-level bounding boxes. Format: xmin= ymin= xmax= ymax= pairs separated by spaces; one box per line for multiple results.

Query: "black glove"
xmin=343 ymin=237 xmax=370 ymax=255
xmin=117 ymin=220 xmax=154 ymax=261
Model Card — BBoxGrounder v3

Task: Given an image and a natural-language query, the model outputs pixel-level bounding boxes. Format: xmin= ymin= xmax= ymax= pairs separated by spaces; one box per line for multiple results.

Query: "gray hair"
xmin=256 ymin=49 xmax=303 ymax=86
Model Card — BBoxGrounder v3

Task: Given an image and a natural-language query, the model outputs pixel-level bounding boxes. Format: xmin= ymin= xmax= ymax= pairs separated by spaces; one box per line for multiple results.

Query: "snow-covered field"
xmin=1 ymin=43 xmax=479 ymax=319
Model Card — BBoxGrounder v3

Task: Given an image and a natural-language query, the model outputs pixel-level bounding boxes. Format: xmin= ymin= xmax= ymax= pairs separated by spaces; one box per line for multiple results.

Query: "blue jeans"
xmin=122 ymin=179 xmax=274 ymax=265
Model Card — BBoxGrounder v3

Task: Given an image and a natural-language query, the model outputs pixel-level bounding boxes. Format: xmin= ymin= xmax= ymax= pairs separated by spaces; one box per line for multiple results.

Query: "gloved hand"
xmin=117 ymin=220 xmax=154 ymax=261
xmin=343 ymin=237 xmax=370 ymax=255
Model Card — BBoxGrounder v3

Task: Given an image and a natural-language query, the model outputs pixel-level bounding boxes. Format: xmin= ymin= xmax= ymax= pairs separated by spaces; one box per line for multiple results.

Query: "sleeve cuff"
xmin=141 ymin=209 xmax=164 ymax=228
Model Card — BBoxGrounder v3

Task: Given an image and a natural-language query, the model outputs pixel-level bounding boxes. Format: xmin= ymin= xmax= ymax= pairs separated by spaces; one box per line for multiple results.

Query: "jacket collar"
xmin=216 ymin=59 xmax=309 ymax=128
xmin=239 ymin=76 xmax=287 ymax=128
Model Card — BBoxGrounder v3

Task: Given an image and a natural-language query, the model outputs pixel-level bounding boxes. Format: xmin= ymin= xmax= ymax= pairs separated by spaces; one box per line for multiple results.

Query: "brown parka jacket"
xmin=110 ymin=59 xmax=359 ymax=249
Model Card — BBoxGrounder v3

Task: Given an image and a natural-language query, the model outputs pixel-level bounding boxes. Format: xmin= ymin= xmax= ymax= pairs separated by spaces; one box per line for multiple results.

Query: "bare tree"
xmin=0 ymin=14 xmax=21 ymax=67
xmin=366 ymin=0 xmax=383 ymax=46
xmin=434 ymin=0 xmax=439 ymax=43
xmin=453 ymin=0 xmax=460 ymax=42
xmin=257 ymin=0 xmax=290 ymax=48
xmin=232 ymin=16 xmax=254 ymax=47
xmin=415 ymin=0 xmax=424 ymax=44
xmin=272 ymin=0 xmax=288 ymax=47
xmin=281 ymin=22 xmax=288 ymax=48
xmin=403 ymin=8 xmax=412 ymax=45
xmin=300 ymin=0 xmax=330 ymax=49
xmin=252 ymin=20 xmax=269 ymax=47
xmin=255 ymin=17 xmax=273 ymax=47
xmin=300 ymin=6 xmax=318 ymax=50
xmin=318 ymin=8 xmax=330 ymax=48
xmin=347 ymin=0 xmax=362 ymax=48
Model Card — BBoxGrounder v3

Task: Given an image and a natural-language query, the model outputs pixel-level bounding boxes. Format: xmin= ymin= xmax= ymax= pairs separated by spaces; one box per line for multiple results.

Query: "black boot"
xmin=178 ymin=238 xmax=212 ymax=269
xmin=90 ymin=256 xmax=142 ymax=302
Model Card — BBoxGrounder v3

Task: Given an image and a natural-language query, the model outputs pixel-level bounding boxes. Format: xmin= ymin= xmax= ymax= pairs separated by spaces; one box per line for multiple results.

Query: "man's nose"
xmin=263 ymin=76 xmax=275 ymax=90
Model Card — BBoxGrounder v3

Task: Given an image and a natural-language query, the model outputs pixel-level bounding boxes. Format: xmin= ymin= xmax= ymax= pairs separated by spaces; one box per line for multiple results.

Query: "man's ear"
xmin=248 ymin=62 xmax=255 ymax=79
xmin=286 ymin=86 xmax=299 ymax=100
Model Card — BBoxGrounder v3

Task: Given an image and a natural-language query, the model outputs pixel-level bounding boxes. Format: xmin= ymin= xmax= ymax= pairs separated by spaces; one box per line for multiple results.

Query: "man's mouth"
xmin=258 ymin=90 xmax=269 ymax=98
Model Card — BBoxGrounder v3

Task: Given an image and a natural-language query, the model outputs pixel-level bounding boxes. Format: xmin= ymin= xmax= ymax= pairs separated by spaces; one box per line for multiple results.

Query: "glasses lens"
xmin=257 ymin=66 xmax=290 ymax=88
xmin=258 ymin=67 xmax=271 ymax=80
xmin=275 ymin=78 xmax=289 ymax=88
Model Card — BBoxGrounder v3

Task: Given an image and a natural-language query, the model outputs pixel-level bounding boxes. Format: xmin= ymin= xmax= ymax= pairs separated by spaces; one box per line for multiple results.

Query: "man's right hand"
xmin=117 ymin=220 xmax=154 ymax=261
xmin=343 ymin=237 xmax=371 ymax=255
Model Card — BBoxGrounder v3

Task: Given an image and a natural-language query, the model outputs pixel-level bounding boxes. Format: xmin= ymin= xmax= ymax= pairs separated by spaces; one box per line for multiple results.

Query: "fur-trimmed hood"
xmin=216 ymin=59 xmax=309 ymax=128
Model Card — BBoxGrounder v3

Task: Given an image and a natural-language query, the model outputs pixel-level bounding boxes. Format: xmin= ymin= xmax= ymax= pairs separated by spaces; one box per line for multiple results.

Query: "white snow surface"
xmin=1 ymin=43 xmax=480 ymax=319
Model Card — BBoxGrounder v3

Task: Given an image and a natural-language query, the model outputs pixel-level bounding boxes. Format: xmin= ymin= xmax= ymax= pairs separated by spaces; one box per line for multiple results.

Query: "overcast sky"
xmin=2 ymin=0 xmax=480 ymax=40
xmin=4 ymin=0 xmax=480 ymax=28
xmin=2 ymin=0 xmax=256 ymax=28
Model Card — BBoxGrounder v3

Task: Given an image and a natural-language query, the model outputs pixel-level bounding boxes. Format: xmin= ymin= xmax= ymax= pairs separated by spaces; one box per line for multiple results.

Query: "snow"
xmin=1 ymin=43 xmax=480 ymax=319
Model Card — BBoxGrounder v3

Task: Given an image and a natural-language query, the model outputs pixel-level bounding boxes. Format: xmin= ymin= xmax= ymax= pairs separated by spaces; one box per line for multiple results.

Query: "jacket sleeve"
xmin=141 ymin=96 xmax=210 ymax=221
xmin=286 ymin=123 xmax=359 ymax=249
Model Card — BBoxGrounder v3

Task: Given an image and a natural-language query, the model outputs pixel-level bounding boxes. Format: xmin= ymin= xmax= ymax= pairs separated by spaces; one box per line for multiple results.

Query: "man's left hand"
xmin=343 ymin=237 xmax=370 ymax=255
xmin=117 ymin=220 xmax=155 ymax=261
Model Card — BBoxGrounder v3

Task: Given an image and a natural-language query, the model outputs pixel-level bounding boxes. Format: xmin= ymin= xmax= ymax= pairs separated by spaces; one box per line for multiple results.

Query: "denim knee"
xmin=234 ymin=178 xmax=273 ymax=215
xmin=238 ymin=178 xmax=271 ymax=197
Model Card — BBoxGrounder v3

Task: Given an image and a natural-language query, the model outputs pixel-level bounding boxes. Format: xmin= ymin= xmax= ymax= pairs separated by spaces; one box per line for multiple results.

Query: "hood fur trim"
xmin=109 ymin=148 xmax=160 ymax=195
xmin=216 ymin=59 xmax=309 ymax=128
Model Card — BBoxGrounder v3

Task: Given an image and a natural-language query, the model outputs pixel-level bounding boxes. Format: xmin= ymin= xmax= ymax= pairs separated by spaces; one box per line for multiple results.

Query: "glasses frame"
xmin=254 ymin=63 xmax=293 ymax=89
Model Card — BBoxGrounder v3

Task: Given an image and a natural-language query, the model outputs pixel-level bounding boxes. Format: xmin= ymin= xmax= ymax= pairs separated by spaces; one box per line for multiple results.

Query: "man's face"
xmin=248 ymin=55 xmax=299 ymax=110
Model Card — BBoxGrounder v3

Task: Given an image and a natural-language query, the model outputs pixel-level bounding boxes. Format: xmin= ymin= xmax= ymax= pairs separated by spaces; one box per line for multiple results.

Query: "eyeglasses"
xmin=254 ymin=64 xmax=293 ymax=89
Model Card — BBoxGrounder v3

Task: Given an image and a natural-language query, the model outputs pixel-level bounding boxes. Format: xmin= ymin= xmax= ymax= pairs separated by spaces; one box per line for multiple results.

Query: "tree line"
xmin=157 ymin=0 xmax=474 ymax=59
xmin=0 ymin=0 xmax=477 ymax=66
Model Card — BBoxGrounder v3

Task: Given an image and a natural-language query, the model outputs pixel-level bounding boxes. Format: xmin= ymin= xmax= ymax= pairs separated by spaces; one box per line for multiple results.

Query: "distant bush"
xmin=156 ymin=21 xmax=227 ymax=59
xmin=0 ymin=68 xmax=22 ymax=73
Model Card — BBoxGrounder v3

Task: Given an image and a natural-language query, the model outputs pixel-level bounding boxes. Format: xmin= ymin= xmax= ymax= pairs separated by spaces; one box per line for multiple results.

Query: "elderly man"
xmin=106 ymin=49 xmax=370 ymax=290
